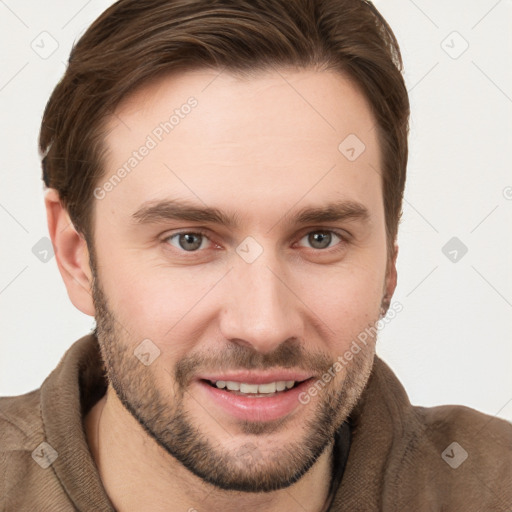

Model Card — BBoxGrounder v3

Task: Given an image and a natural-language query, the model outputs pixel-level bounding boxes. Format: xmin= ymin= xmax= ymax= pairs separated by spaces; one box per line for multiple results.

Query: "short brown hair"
xmin=40 ymin=0 xmax=409 ymax=255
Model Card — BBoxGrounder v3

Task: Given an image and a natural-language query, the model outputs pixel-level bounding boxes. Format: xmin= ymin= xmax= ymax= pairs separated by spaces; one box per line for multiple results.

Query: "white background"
xmin=0 ymin=0 xmax=511 ymax=423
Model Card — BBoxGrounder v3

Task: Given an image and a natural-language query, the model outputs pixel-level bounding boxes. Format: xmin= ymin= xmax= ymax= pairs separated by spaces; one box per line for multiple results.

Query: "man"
xmin=1 ymin=0 xmax=511 ymax=510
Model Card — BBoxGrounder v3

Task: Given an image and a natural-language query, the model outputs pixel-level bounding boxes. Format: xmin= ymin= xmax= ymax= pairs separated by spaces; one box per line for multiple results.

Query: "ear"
xmin=382 ymin=242 xmax=398 ymax=310
xmin=44 ymin=188 xmax=95 ymax=316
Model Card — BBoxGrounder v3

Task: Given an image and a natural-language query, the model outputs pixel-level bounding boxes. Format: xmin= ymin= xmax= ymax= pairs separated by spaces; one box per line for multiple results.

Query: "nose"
xmin=218 ymin=252 xmax=305 ymax=354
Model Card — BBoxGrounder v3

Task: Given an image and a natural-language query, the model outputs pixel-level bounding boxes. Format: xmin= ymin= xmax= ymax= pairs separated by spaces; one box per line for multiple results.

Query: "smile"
xmin=205 ymin=379 xmax=301 ymax=396
xmin=196 ymin=377 xmax=315 ymax=422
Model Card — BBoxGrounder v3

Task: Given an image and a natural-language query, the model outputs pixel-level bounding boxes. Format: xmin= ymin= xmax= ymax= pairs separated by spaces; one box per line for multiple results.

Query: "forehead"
xmin=98 ymin=67 xmax=382 ymax=226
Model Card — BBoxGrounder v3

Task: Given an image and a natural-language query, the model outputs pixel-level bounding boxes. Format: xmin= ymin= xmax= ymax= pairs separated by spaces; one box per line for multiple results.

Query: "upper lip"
xmin=197 ymin=371 xmax=314 ymax=384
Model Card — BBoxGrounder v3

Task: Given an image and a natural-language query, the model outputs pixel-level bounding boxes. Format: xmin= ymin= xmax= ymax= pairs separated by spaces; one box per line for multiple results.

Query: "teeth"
xmin=257 ymin=382 xmax=276 ymax=393
xmin=214 ymin=380 xmax=296 ymax=394
xmin=240 ymin=383 xmax=259 ymax=393
xmin=275 ymin=381 xmax=286 ymax=391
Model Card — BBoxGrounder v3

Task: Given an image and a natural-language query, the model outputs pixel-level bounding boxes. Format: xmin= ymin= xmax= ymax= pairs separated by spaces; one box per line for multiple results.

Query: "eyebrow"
xmin=131 ymin=197 xmax=370 ymax=229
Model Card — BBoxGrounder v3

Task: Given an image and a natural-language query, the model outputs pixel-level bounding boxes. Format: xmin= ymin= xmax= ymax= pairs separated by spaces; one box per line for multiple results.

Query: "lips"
xmin=193 ymin=373 xmax=316 ymax=422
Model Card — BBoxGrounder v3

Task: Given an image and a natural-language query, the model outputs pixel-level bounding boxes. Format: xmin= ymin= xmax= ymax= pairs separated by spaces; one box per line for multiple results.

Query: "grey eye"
xmin=167 ymin=232 xmax=207 ymax=252
xmin=300 ymin=231 xmax=340 ymax=250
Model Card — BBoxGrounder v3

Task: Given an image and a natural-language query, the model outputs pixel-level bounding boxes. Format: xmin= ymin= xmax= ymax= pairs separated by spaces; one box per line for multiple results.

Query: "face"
xmin=89 ymin=67 xmax=393 ymax=492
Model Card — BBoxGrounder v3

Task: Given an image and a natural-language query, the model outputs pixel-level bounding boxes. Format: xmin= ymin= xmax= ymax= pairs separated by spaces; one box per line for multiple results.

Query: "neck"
xmin=85 ymin=386 xmax=335 ymax=512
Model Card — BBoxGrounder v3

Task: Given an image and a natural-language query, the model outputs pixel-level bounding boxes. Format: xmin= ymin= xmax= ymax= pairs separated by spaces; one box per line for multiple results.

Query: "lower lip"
xmin=196 ymin=379 xmax=314 ymax=422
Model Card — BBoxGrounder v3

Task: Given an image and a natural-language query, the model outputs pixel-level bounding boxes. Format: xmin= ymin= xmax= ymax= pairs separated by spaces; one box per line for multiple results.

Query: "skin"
xmin=45 ymin=67 xmax=397 ymax=512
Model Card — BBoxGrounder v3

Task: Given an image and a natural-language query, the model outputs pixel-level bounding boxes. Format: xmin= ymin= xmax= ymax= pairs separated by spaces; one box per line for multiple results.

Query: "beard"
xmin=90 ymin=260 xmax=377 ymax=493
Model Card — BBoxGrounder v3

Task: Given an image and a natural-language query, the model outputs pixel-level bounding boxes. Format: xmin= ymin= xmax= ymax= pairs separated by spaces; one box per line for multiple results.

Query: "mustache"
xmin=175 ymin=340 xmax=333 ymax=387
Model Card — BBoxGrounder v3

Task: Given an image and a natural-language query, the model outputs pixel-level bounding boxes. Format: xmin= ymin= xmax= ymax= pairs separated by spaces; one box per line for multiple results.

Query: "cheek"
xmin=96 ymin=252 xmax=221 ymax=342
xmin=297 ymin=262 xmax=384 ymax=323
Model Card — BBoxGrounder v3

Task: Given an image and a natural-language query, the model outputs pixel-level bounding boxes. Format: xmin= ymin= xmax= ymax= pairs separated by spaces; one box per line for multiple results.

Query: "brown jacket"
xmin=1 ymin=334 xmax=511 ymax=511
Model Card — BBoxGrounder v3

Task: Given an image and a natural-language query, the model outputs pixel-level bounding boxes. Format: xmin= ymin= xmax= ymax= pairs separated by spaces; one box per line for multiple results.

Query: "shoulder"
xmin=1 ymin=390 xmax=42 ymax=504
xmin=417 ymin=402 xmax=512 ymax=480
xmin=0 ymin=389 xmax=65 ymax=509
xmin=397 ymin=403 xmax=512 ymax=508
xmin=0 ymin=388 xmax=43 ymax=448
xmin=416 ymin=402 xmax=512 ymax=449
xmin=348 ymin=356 xmax=512 ymax=509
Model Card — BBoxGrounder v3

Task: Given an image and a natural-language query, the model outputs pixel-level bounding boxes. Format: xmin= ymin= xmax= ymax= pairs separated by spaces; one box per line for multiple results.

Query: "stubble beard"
xmin=90 ymin=264 xmax=377 ymax=493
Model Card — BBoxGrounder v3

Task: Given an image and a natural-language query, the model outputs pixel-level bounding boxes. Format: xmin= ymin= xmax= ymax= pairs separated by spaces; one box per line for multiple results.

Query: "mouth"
xmin=195 ymin=376 xmax=315 ymax=422
xmin=201 ymin=378 xmax=305 ymax=397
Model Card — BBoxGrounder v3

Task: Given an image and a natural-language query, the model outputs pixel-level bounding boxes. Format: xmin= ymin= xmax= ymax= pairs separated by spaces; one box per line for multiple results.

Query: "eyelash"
xmin=162 ymin=228 xmax=348 ymax=256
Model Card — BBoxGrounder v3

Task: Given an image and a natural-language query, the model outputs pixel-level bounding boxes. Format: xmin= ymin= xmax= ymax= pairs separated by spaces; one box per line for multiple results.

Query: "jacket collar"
xmin=330 ymin=351 xmax=420 ymax=510
xmin=41 ymin=334 xmax=113 ymax=511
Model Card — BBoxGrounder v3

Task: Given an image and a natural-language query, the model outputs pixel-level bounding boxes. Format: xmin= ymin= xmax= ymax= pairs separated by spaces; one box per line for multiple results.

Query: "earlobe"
xmin=44 ymin=188 xmax=95 ymax=317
